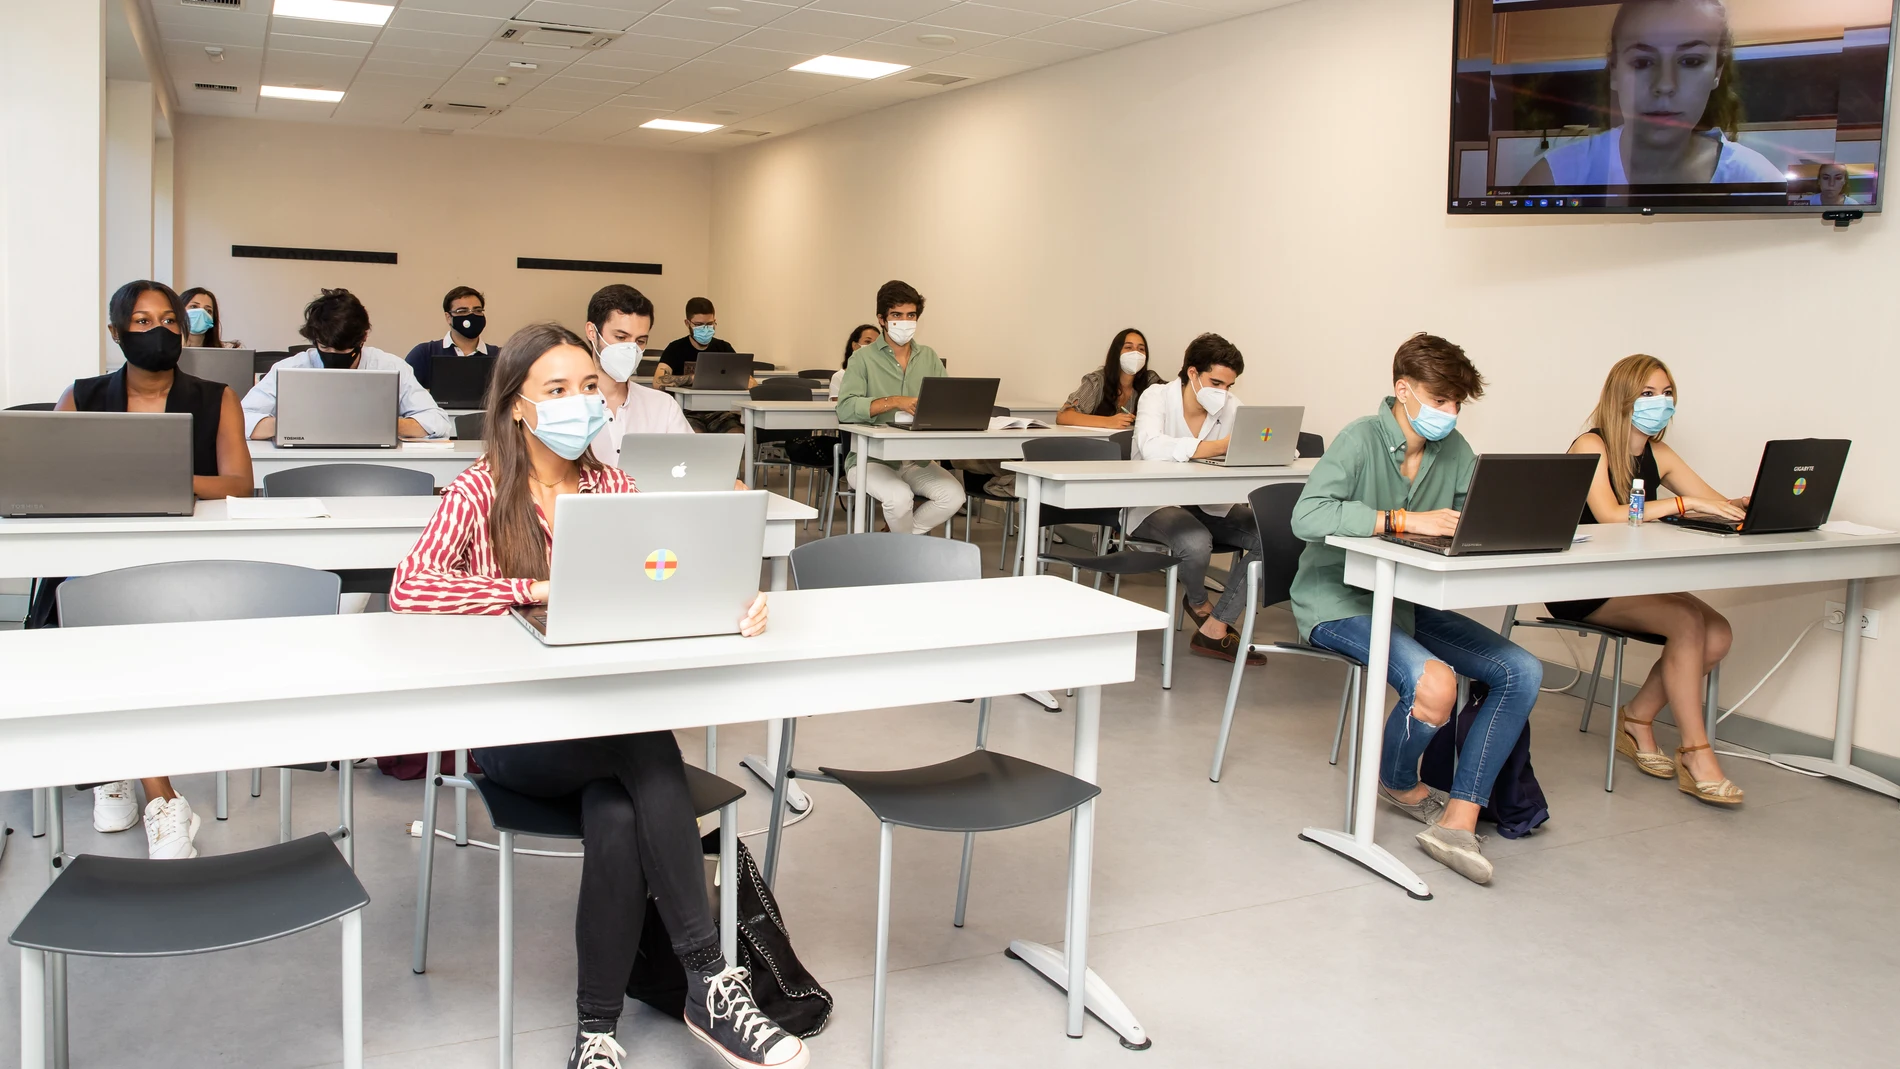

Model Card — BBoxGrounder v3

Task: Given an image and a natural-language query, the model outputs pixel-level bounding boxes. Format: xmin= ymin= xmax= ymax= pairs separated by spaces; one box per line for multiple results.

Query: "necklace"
xmin=528 ymin=470 xmax=570 ymax=489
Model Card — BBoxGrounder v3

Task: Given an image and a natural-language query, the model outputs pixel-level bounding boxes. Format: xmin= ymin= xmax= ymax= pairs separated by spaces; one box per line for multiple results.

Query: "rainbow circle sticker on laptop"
xmin=643 ymin=549 xmax=678 ymax=581
xmin=1259 ymin=428 xmax=1274 ymax=442
xmin=1793 ymin=478 xmax=1807 ymax=496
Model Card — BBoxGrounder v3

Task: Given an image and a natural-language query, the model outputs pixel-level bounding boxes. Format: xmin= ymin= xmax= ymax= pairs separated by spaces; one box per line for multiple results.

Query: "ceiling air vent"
xmin=910 ymin=73 xmax=969 ymax=87
xmin=182 ymin=0 xmax=244 ymax=8
xmin=194 ymin=82 xmax=240 ymax=93
xmin=725 ymin=129 xmax=771 ymax=138
xmin=419 ymin=100 xmax=506 ymax=118
xmin=495 ymin=21 xmax=621 ymax=50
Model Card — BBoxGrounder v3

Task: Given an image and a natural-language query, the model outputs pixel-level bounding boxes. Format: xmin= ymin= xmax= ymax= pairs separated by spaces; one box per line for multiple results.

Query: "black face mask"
xmin=318 ymin=349 xmax=359 ymax=370
xmin=451 ymin=313 xmax=486 ymax=340
xmin=118 ymin=326 xmax=182 ymax=372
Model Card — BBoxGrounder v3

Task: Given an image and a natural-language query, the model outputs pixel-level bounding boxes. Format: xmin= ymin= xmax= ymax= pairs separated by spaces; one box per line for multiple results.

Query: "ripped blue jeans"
xmin=1308 ymin=608 xmax=1541 ymax=807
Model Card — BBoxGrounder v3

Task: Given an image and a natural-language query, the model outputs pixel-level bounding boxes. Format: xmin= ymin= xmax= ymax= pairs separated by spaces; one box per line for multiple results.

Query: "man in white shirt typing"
xmin=244 ymin=287 xmax=451 ymax=440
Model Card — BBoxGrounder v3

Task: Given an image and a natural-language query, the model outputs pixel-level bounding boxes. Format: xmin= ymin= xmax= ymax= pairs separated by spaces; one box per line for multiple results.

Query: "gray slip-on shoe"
xmin=1415 ymin=820 xmax=1493 ymax=885
xmin=1377 ymin=783 xmax=1449 ymax=826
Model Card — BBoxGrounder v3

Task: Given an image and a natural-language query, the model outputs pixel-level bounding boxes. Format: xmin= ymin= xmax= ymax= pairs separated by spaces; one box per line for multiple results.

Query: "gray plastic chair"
xmin=1210 ymin=485 xmax=1369 ymax=811
xmin=798 ymin=368 xmax=837 ymax=381
xmin=263 ymin=462 xmax=435 ymax=498
xmin=5 ymin=402 xmax=55 ymax=411
xmin=56 ymin=561 xmax=350 ymax=853
xmin=454 ymin=411 xmax=486 ymax=440
xmin=413 ymin=756 xmax=745 ymax=1069
xmin=769 ymin=534 xmax=1097 ymax=1069
xmin=11 ymin=831 xmax=369 ymax=1068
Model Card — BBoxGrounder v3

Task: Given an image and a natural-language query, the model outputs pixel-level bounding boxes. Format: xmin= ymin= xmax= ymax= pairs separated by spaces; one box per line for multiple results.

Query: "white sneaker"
xmin=144 ymin=796 xmax=199 ymax=859
xmin=92 ymin=781 xmax=140 ymax=833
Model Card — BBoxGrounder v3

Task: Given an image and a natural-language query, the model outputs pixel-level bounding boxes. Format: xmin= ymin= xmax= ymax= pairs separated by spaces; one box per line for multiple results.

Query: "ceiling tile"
xmin=965 ymin=36 xmax=1097 ymax=63
xmin=350 ymin=72 xmax=454 ymax=94
xmin=567 ymin=53 xmax=675 ymax=78
xmin=626 ymin=13 xmax=758 ymax=44
xmin=166 ymin=42 xmax=267 ymax=73
xmin=731 ymin=25 xmax=858 ymax=56
xmin=694 ymin=44 xmax=809 ymax=75
xmin=268 ymin=32 xmax=372 ymax=59
xmin=546 ymin=70 xmax=651 ymax=91
xmin=407 ymin=0 xmax=527 ymax=15
xmin=385 ymin=8 xmax=508 ymax=37
xmin=806 ymin=0 xmax=956 ymax=21
xmin=591 ymin=32 xmax=719 ymax=60
xmin=546 ymin=107 xmax=657 ymax=137
xmin=1024 ymin=18 xmax=1161 ymax=49
xmin=516 ymin=1 xmax=650 ymax=32
xmin=998 ymin=0 xmax=1120 ymax=16
xmin=1083 ymin=0 xmax=1231 ymax=33
xmin=360 ymin=58 xmax=462 ymax=80
xmin=905 ymin=52 xmax=1033 ymax=81
xmin=653 ymin=0 xmax=795 ymax=27
xmin=431 ymin=73 xmax=541 ymax=106
xmin=869 ymin=22 xmax=1004 ymax=54
xmin=266 ymin=16 xmax=382 ymax=43
xmin=913 ymin=3 xmax=1063 ymax=36
xmin=260 ymin=51 xmax=364 ymax=88
xmin=473 ymin=107 xmax=582 ymax=136
xmin=255 ymin=96 xmax=341 ymax=121
xmin=370 ymin=42 xmax=490 ymax=67
xmin=152 ymin=7 xmax=270 ymax=47
xmin=833 ymin=41 xmax=964 ymax=66
xmin=1172 ymin=0 xmax=1298 ymax=13
xmin=331 ymin=98 xmax=417 ymax=122
xmin=761 ymin=7 xmax=901 ymax=40
xmin=376 ymin=27 xmax=491 ymax=55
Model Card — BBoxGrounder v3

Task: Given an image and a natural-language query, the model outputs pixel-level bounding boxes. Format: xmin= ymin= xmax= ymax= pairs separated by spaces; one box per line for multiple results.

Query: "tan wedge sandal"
xmin=1675 ymin=743 xmax=1744 ymax=805
xmin=1614 ymin=707 xmax=1674 ymax=779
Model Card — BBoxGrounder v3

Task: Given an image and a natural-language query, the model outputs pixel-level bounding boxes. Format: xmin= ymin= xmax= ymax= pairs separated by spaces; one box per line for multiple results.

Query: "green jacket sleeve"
xmin=836 ymin=358 xmax=873 ymax=424
xmin=1291 ymin=447 xmax=1379 ymax=541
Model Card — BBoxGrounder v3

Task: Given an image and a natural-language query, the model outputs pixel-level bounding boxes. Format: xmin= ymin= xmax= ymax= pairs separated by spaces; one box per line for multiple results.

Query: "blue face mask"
xmin=1400 ymin=387 xmax=1458 ymax=442
xmin=186 ymin=307 xmax=214 ymax=335
xmin=691 ymin=324 xmax=716 ymax=346
xmin=1631 ymin=395 xmax=1675 ymax=436
xmin=525 ymin=394 xmax=608 ymax=461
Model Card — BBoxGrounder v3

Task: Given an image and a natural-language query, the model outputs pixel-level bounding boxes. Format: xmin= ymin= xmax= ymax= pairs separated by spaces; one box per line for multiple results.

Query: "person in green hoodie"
xmin=1289 ymin=333 xmax=1542 ymax=887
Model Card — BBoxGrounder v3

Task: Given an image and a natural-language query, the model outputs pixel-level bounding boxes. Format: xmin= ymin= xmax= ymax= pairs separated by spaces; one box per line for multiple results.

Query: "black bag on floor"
xmin=625 ymin=841 xmax=833 ymax=1038
xmin=1418 ymin=681 xmax=1551 ymax=839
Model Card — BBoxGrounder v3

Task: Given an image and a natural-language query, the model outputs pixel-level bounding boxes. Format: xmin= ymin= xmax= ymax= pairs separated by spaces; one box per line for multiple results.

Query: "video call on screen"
xmin=1448 ymin=0 xmax=1894 ymax=213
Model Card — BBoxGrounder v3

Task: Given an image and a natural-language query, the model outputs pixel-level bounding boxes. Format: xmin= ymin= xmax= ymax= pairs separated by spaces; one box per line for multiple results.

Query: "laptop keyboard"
xmin=1379 ymin=533 xmax=1454 ymax=554
xmin=523 ymin=607 xmax=548 ymax=633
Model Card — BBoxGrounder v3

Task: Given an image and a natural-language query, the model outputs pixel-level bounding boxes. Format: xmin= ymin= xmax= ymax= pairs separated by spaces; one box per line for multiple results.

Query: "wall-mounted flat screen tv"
xmin=1448 ymin=0 xmax=1896 ymax=215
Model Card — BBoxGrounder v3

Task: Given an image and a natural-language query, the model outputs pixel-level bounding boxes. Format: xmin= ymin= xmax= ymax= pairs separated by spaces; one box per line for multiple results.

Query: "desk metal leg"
xmin=1772 ymin=578 xmax=1900 ymax=800
xmin=852 ymin=450 xmax=869 ymax=533
xmin=1017 ymin=477 xmax=1042 ymax=577
xmin=746 ymin=557 xmax=811 ymax=812
xmin=1004 ymin=685 xmax=1149 ymax=1050
xmin=341 ymin=910 xmax=364 ymax=1069
xmin=742 ymin=409 xmax=758 ymax=490
xmin=22 ymin=947 xmax=44 ymax=1069
xmin=1298 ymin=557 xmax=1433 ymax=899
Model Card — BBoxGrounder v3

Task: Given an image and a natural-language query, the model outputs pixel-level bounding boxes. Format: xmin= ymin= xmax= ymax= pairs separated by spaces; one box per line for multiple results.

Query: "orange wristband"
xmin=1676 ymin=496 xmax=1687 ymax=517
xmin=1394 ymin=510 xmax=1406 ymax=535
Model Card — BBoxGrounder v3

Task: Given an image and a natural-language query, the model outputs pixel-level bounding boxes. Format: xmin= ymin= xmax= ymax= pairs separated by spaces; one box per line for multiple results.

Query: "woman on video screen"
xmin=1523 ymin=0 xmax=1783 ymax=187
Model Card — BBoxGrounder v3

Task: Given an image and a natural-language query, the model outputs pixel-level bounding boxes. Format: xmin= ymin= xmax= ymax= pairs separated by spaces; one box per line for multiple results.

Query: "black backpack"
xmin=1418 ymin=681 xmax=1550 ymax=839
xmin=626 ymin=841 xmax=833 ymax=1038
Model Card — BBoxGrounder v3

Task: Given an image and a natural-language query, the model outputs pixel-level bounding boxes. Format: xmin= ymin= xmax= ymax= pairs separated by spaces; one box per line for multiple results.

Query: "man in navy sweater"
xmin=405 ymin=285 xmax=499 ymax=389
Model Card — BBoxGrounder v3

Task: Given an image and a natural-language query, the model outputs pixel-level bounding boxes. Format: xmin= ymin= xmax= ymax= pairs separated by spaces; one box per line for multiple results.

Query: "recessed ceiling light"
xmin=641 ymin=118 xmax=722 ymax=133
xmin=260 ymin=85 xmax=346 ymax=102
xmin=789 ymin=55 xmax=910 ymax=79
xmin=917 ymin=33 xmax=956 ymax=46
xmin=708 ymin=5 xmax=742 ymax=13
xmin=508 ymin=61 xmax=539 ymax=70
xmin=271 ymin=0 xmax=393 ymax=28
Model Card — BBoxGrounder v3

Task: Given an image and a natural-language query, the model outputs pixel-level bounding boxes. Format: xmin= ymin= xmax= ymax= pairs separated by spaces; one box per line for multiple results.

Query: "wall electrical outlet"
xmin=1825 ymin=601 xmax=1881 ymax=639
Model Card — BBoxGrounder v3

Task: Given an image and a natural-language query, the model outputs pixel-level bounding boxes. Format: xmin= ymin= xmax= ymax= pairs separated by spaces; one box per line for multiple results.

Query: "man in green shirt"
xmin=1289 ymin=333 xmax=1542 ymax=886
xmin=835 ymin=279 xmax=966 ymax=534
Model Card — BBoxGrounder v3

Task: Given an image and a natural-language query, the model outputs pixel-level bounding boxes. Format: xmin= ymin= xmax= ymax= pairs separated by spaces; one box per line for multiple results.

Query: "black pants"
xmin=472 ymin=732 xmax=716 ymax=1021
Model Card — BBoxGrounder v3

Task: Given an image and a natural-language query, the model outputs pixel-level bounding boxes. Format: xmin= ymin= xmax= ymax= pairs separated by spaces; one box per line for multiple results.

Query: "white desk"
xmin=1004 ymin=459 xmax=1318 ymax=578
xmin=734 ymin=400 xmax=838 ymax=490
xmin=0 ymin=493 xmax=818 ymax=584
xmin=842 ymin=424 xmax=1115 ymax=534
xmin=1318 ymin=524 xmax=1900 ymax=899
xmin=668 ymin=386 xmax=827 ymax=413
xmin=1000 ymin=400 xmax=1062 ymax=424
xmin=0 ymin=577 xmax=1167 ymax=1058
xmin=247 ymin=442 xmax=487 ymax=489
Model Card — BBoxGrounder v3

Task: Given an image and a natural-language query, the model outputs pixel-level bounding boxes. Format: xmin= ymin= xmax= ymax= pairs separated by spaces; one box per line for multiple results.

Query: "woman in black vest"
xmin=46 ymin=280 xmax=254 ymax=858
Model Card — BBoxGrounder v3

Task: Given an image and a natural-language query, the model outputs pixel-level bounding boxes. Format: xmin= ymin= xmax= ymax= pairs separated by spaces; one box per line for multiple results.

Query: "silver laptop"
xmin=1195 ymin=406 xmax=1304 ymax=466
xmin=180 ymin=347 xmax=256 ymax=397
xmin=616 ymin=433 xmax=745 ymax=492
xmin=274 ymin=367 xmax=399 ymax=448
xmin=512 ymin=491 xmax=769 ymax=645
xmin=0 ymin=411 xmax=194 ymax=517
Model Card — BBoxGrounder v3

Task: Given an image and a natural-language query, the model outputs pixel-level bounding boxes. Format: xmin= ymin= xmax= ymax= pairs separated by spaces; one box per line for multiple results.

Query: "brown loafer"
xmin=1188 ymin=629 xmax=1266 ymax=666
xmin=1182 ymin=594 xmax=1213 ymax=628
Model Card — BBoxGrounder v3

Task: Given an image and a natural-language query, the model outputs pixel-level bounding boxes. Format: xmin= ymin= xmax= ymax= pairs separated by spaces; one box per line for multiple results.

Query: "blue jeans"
xmin=1308 ymin=608 xmax=1541 ymax=807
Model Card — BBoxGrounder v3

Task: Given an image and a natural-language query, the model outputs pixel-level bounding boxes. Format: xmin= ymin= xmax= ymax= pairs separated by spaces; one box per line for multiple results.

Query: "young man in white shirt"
xmin=244 ymin=288 xmax=451 ymax=440
xmin=581 ymin=285 xmax=743 ymax=490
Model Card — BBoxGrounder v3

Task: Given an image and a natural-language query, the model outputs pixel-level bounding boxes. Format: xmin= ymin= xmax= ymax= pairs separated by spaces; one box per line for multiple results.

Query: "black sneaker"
xmin=1188 ymin=629 xmax=1267 ymax=666
xmin=567 ymin=1029 xmax=625 ymax=1069
xmin=684 ymin=964 xmax=810 ymax=1069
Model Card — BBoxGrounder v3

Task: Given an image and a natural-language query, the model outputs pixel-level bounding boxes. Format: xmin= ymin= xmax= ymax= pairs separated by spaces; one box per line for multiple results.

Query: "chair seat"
xmin=1041 ymin=506 xmax=1119 ymax=530
xmin=819 ymin=749 xmax=1099 ymax=834
xmin=1038 ymin=547 xmax=1184 ymax=576
xmin=472 ymin=763 xmax=746 ymax=840
xmin=1260 ymin=640 xmax=1365 ymax=668
xmin=1533 ymin=617 xmax=1667 ymax=646
xmin=10 ymin=833 xmax=367 ymax=957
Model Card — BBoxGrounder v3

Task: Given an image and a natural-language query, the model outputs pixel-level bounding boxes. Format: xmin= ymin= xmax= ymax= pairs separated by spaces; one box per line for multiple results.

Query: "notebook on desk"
xmin=1662 ymin=438 xmax=1850 ymax=536
xmin=1378 ymin=454 xmax=1596 ymax=556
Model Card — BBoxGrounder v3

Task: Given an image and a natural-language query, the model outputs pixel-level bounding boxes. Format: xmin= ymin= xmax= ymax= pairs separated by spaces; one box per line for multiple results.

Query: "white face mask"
xmin=1192 ymin=374 xmax=1229 ymax=417
xmin=885 ymin=320 xmax=917 ymax=346
xmin=597 ymin=339 xmax=642 ymax=383
xmin=1119 ymin=351 xmax=1146 ymax=376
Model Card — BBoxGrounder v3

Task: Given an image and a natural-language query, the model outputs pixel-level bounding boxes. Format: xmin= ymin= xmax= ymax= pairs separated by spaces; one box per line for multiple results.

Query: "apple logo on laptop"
xmin=671 ymin=462 xmax=688 ymax=479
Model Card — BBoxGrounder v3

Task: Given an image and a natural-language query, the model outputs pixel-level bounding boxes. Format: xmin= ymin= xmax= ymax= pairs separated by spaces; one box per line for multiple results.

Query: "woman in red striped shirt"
xmin=391 ymin=324 xmax=803 ymax=1069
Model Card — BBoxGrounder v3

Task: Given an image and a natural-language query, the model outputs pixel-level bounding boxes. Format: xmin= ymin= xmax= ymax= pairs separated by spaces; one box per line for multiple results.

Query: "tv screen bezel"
xmin=1445 ymin=0 xmax=1900 ymax=217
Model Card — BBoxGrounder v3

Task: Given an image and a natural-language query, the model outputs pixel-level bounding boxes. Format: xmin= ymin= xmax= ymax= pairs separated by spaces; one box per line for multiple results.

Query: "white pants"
xmin=850 ymin=460 xmax=966 ymax=534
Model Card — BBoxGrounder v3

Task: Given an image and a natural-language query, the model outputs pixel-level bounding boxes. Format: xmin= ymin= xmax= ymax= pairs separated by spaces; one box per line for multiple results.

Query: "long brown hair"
xmin=1586 ymin=354 xmax=1677 ymax=502
xmin=484 ymin=322 xmax=604 ymax=581
xmin=1608 ymin=0 xmax=1743 ymax=139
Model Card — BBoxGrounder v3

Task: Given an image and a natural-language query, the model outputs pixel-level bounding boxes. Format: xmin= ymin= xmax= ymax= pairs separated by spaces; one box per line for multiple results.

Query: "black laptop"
xmin=1379 ymin=454 xmax=1597 ymax=556
xmin=1663 ymin=439 xmax=1850 ymax=536
xmin=691 ymin=352 xmax=755 ymax=391
xmin=430 ymin=354 xmax=497 ymax=409
xmin=896 ymin=376 xmax=1000 ymax=431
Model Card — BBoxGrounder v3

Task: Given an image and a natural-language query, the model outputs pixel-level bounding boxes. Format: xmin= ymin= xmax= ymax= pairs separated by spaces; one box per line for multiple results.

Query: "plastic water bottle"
xmin=1628 ymin=478 xmax=1645 ymax=527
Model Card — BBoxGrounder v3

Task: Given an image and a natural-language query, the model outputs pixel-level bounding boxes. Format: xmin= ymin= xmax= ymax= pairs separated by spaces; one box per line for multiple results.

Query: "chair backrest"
xmin=791 ymin=533 xmax=982 ymax=589
xmin=1021 ymin=435 xmax=1120 ymax=463
xmin=5 ymin=402 xmax=55 ymax=412
xmin=263 ymin=462 xmax=436 ymax=497
xmin=1247 ymin=482 xmax=1310 ymax=609
xmin=751 ymin=361 xmax=775 ymax=373
xmin=990 ymin=405 xmax=1010 ymax=417
xmin=750 ymin=377 xmax=813 ymax=401
xmin=57 ymin=560 xmax=341 ymax=626
xmin=454 ymin=411 xmax=485 ymax=440
xmin=798 ymin=368 xmax=836 ymax=381
xmin=1107 ymin=429 xmax=1133 ymax=459
xmin=1298 ymin=432 xmax=1325 ymax=459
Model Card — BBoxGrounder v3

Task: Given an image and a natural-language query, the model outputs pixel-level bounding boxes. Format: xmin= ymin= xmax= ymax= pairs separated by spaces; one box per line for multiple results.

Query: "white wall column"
xmin=104 ymin=77 xmax=155 ymax=371
xmin=154 ymin=131 xmax=175 ymax=287
xmin=0 ymin=0 xmax=106 ymax=406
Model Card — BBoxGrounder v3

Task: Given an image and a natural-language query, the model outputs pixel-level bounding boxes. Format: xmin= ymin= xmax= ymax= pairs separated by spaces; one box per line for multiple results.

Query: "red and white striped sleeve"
xmin=388 ymin=472 xmax=535 ymax=615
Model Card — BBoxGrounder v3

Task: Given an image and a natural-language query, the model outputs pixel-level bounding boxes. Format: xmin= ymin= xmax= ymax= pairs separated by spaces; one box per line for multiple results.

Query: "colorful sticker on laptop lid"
xmin=644 ymin=549 xmax=678 ymax=581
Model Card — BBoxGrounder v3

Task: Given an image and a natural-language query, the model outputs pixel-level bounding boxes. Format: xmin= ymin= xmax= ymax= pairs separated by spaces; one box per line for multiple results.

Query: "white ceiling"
xmin=148 ymin=0 xmax=1294 ymax=150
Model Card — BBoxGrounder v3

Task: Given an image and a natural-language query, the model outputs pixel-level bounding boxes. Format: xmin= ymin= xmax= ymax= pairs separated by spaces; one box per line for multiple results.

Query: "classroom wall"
xmin=173 ymin=115 xmax=713 ymax=359
xmin=709 ymin=0 xmax=1900 ymax=758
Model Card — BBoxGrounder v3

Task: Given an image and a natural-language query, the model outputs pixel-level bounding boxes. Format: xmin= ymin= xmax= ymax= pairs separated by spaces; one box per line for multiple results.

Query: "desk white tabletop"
xmin=845 ymin=424 xmax=1112 ymax=441
xmin=733 ymin=399 xmax=836 ymax=411
xmin=247 ymin=441 xmax=487 ymax=461
xmin=1328 ymin=522 xmax=1900 ymax=573
xmin=1005 ymin=459 xmax=1318 ymax=481
xmin=0 ymin=495 xmax=439 ymax=535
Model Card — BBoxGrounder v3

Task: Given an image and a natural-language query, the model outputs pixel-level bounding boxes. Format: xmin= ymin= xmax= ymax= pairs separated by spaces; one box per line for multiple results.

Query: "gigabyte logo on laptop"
xmin=1793 ymin=466 xmax=1816 ymax=473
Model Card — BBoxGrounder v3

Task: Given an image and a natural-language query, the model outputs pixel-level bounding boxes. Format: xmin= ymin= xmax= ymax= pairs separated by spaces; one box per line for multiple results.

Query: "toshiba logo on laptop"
xmin=283 ymin=435 xmax=306 ymax=441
